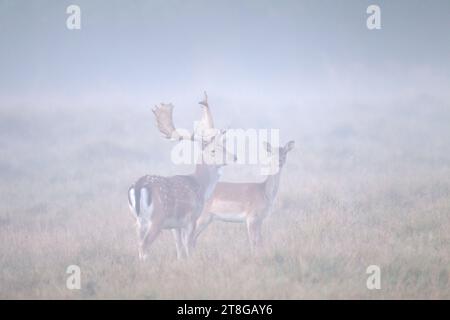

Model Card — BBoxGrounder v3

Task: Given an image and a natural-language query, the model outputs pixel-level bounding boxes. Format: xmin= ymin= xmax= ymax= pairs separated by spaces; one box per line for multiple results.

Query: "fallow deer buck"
xmin=128 ymin=93 xmax=236 ymax=260
xmin=193 ymin=140 xmax=295 ymax=253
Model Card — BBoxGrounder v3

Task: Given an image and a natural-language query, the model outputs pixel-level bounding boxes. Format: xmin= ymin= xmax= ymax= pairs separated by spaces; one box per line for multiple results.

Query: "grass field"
xmin=0 ymin=97 xmax=449 ymax=299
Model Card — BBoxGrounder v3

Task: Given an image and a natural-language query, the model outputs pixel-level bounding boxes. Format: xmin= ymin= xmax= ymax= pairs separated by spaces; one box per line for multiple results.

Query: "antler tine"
xmin=198 ymin=91 xmax=208 ymax=107
xmin=198 ymin=91 xmax=215 ymax=131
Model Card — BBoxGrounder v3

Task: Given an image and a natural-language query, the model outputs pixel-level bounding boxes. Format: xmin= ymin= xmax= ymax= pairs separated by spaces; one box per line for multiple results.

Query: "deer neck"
xmin=193 ymin=163 xmax=222 ymax=201
xmin=264 ymin=166 xmax=283 ymax=202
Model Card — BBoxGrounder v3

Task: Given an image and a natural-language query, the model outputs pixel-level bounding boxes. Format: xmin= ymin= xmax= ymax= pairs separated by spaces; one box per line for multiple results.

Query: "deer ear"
xmin=285 ymin=140 xmax=295 ymax=152
xmin=219 ymin=129 xmax=228 ymax=143
xmin=263 ymin=141 xmax=273 ymax=154
xmin=199 ymin=134 xmax=214 ymax=150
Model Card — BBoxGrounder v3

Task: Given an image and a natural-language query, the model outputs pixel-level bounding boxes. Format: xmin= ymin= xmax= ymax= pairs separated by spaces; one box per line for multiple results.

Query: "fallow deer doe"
xmin=193 ymin=140 xmax=295 ymax=253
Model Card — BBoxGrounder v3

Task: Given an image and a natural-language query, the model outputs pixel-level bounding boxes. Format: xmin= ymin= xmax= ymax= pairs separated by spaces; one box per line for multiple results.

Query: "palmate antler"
xmin=152 ymin=91 xmax=217 ymax=143
xmin=152 ymin=103 xmax=194 ymax=141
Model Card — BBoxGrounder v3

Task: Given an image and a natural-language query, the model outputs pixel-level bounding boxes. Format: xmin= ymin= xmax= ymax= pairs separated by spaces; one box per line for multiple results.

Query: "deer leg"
xmin=140 ymin=222 xmax=162 ymax=261
xmin=192 ymin=211 xmax=213 ymax=248
xmin=138 ymin=238 xmax=148 ymax=261
xmin=137 ymin=222 xmax=150 ymax=261
xmin=181 ymin=222 xmax=196 ymax=258
xmin=138 ymin=245 xmax=146 ymax=261
xmin=246 ymin=217 xmax=262 ymax=255
xmin=172 ymin=228 xmax=185 ymax=260
xmin=254 ymin=221 xmax=263 ymax=248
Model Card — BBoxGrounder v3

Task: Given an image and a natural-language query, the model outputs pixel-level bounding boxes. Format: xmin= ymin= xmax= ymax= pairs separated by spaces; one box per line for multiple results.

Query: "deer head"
xmin=152 ymin=92 xmax=236 ymax=167
xmin=264 ymin=140 xmax=295 ymax=169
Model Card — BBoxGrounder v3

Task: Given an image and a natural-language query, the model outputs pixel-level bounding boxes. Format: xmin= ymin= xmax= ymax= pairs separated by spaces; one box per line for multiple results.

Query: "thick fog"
xmin=0 ymin=1 xmax=449 ymax=299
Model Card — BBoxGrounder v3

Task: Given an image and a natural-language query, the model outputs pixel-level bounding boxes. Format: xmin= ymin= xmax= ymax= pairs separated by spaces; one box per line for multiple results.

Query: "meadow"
xmin=0 ymin=96 xmax=449 ymax=299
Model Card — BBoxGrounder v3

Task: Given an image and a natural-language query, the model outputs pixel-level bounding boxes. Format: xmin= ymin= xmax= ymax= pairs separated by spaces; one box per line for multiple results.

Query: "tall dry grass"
xmin=0 ymin=98 xmax=449 ymax=299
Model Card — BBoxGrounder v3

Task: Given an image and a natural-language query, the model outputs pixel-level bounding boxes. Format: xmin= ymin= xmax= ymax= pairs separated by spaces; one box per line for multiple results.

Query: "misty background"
xmin=2 ymin=0 xmax=450 ymax=104
xmin=0 ymin=0 xmax=449 ymax=299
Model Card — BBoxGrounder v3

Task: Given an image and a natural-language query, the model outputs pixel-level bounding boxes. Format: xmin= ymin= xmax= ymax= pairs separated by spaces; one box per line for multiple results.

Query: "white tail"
xmin=193 ymin=140 xmax=295 ymax=253
xmin=128 ymin=92 xmax=236 ymax=260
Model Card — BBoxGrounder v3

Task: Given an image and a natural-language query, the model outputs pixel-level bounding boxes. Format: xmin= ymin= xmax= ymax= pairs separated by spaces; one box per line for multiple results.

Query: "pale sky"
xmin=1 ymin=0 xmax=449 ymax=105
